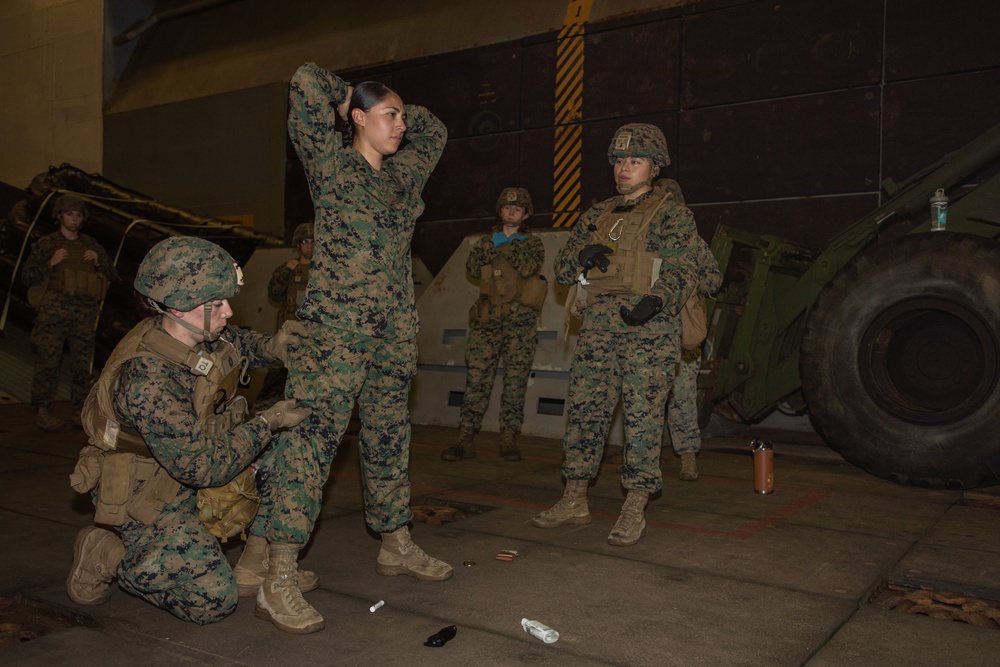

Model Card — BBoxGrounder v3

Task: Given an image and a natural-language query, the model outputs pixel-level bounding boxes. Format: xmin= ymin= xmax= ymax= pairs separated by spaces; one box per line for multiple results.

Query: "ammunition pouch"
xmin=479 ymin=254 xmax=546 ymax=316
xmin=520 ymin=275 xmax=547 ymax=313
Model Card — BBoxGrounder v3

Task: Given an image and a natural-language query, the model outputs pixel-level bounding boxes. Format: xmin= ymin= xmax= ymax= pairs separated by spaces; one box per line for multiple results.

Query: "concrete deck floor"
xmin=2 ymin=401 xmax=1000 ymax=666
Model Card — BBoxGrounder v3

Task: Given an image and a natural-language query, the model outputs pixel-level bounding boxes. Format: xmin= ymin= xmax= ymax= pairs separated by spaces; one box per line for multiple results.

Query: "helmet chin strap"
xmin=151 ymin=300 xmax=220 ymax=342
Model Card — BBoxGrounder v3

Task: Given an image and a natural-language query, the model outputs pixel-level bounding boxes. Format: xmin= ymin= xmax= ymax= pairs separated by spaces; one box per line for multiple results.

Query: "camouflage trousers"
xmin=562 ymin=329 xmax=680 ymax=494
xmin=254 ymin=324 xmax=416 ymax=544
xmin=460 ymin=308 xmax=539 ymax=433
xmin=30 ymin=295 xmax=100 ymax=408
xmin=667 ymin=346 xmax=702 ymax=455
xmin=116 ymin=497 xmax=237 ymax=625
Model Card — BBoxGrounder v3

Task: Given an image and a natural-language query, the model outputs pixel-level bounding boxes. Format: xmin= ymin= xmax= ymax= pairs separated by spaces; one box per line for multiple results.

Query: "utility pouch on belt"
xmin=681 ymin=289 xmax=708 ymax=349
xmin=93 ymin=453 xmax=135 ymax=526
xmin=520 ymin=275 xmax=547 ymax=313
xmin=128 ymin=465 xmax=182 ymax=525
xmin=480 ymin=255 xmax=518 ymax=305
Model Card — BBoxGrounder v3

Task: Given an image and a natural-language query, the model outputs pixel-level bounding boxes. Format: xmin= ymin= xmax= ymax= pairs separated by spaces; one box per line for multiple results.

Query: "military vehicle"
xmin=701 ymin=121 xmax=1000 ymax=490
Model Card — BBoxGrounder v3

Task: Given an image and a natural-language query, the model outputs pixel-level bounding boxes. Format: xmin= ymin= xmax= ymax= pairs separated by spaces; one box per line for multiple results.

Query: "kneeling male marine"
xmin=67 ymin=236 xmax=316 ymax=629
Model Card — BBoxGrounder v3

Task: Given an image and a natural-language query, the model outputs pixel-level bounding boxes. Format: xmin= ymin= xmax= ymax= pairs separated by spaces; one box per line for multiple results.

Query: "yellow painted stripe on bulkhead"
xmin=552 ymin=0 xmax=593 ymax=227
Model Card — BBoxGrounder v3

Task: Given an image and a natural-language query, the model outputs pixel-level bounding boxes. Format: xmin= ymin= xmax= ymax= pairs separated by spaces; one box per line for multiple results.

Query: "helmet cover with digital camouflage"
xmin=52 ymin=195 xmax=89 ymax=221
xmin=495 ymin=187 xmax=533 ymax=216
xmin=134 ymin=236 xmax=243 ymax=311
xmin=607 ymin=123 xmax=670 ymax=168
xmin=292 ymin=222 xmax=314 ymax=245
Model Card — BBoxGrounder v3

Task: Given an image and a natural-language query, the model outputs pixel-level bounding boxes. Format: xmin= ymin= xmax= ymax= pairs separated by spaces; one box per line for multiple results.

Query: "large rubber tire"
xmin=800 ymin=233 xmax=1000 ymax=489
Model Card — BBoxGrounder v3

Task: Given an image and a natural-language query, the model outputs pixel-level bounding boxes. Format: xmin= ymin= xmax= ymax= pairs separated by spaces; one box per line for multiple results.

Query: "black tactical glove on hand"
xmin=263 ymin=320 xmax=308 ymax=363
xmin=579 ymin=244 xmax=613 ymax=273
xmin=620 ymin=295 xmax=664 ymax=326
xmin=260 ymin=400 xmax=312 ymax=431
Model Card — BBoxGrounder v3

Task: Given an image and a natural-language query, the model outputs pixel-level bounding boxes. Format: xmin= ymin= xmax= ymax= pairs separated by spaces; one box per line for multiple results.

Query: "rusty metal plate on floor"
xmin=0 ymin=595 xmax=94 ymax=650
xmin=871 ymin=584 xmax=1000 ymax=630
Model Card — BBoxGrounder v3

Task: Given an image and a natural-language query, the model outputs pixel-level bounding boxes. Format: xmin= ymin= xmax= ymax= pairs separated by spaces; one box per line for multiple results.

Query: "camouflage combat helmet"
xmin=496 ymin=187 xmax=533 ymax=216
xmin=52 ymin=195 xmax=89 ymax=220
xmin=292 ymin=222 xmax=314 ymax=245
xmin=134 ymin=236 xmax=243 ymax=311
xmin=607 ymin=123 xmax=670 ymax=168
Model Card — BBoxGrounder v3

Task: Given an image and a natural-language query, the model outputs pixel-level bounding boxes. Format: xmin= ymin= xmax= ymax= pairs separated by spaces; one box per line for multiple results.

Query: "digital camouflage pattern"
xmin=258 ymin=62 xmax=446 ymax=542
xmin=254 ymin=325 xmax=417 ymax=541
xmin=495 ymin=187 xmax=533 ymax=216
xmin=22 ymin=231 xmax=117 ymax=408
xmin=666 ymin=211 xmax=722 ymax=456
xmin=109 ymin=324 xmax=280 ymax=623
xmin=555 ymin=187 xmax=699 ymax=493
xmin=134 ymin=236 xmax=242 ymax=310
xmin=607 ymin=123 xmax=670 ymax=168
xmin=460 ymin=233 xmax=544 ymax=433
xmin=288 ymin=62 xmax=446 ymax=339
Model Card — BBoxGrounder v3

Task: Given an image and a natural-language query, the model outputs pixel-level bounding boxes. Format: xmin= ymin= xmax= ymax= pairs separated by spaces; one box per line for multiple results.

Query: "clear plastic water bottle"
xmin=521 ymin=618 xmax=559 ymax=643
xmin=930 ymin=188 xmax=948 ymax=231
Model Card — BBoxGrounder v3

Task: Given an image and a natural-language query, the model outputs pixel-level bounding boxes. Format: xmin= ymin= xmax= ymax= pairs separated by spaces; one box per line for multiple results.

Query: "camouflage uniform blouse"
xmin=112 ymin=325 xmax=274 ymax=506
xmin=554 ymin=190 xmax=699 ymax=334
xmin=287 ymin=62 xmax=447 ymax=340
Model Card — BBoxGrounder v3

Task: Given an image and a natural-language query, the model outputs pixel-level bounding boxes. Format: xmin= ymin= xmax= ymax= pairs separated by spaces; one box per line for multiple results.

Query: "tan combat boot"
xmin=234 ymin=534 xmax=320 ymax=597
xmin=36 ymin=406 xmax=68 ymax=432
xmin=499 ymin=429 xmax=521 ymax=461
xmin=531 ymin=479 xmax=591 ymax=528
xmin=441 ymin=423 xmax=476 ymax=461
xmin=66 ymin=526 xmax=125 ymax=605
xmin=255 ymin=543 xmax=325 ymax=634
xmin=679 ymin=453 xmax=699 ymax=481
xmin=377 ymin=526 xmax=453 ymax=581
xmin=607 ymin=491 xmax=649 ymax=546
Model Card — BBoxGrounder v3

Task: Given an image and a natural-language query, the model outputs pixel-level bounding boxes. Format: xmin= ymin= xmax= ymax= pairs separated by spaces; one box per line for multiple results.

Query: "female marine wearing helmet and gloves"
xmin=66 ymin=237 xmax=311 ymax=626
xmin=533 ymin=123 xmax=700 ymax=547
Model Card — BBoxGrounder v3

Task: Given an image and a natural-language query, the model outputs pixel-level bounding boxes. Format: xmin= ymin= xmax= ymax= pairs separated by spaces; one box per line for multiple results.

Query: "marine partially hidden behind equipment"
xmin=442 ymin=187 xmax=546 ymax=463
xmin=21 ymin=195 xmax=118 ymax=431
xmin=66 ymin=236 xmax=312 ymax=626
xmin=652 ymin=178 xmax=721 ymax=482
xmin=533 ymin=123 xmax=699 ymax=546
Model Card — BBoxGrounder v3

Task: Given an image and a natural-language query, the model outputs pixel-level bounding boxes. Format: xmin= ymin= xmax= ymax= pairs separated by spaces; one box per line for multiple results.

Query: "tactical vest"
xmin=475 ymin=252 xmax=547 ymax=323
xmin=580 ymin=193 xmax=672 ymax=301
xmin=47 ymin=236 xmax=108 ymax=299
xmin=281 ymin=263 xmax=310 ymax=323
xmin=73 ymin=318 xmax=249 ymax=527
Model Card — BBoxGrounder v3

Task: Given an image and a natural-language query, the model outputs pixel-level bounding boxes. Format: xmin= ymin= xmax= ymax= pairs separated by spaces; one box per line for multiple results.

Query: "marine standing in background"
xmin=21 ymin=195 xmax=118 ymax=432
xmin=252 ymin=62 xmax=450 ymax=633
xmin=653 ymin=179 xmax=722 ymax=482
xmin=267 ymin=222 xmax=314 ymax=326
xmin=255 ymin=222 xmax=315 ymax=410
xmin=533 ymin=124 xmax=698 ymax=546
xmin=66 ymin=237 xmax=310 ymax=626
xmin=441 ymin=187 xmax=546 ymax=462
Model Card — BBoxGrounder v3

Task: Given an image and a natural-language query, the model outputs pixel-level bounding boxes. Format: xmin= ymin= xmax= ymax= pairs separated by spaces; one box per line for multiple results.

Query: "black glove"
xmin=579 ymin=244 xmax=613 ymax=273
xmin=620 ymin=295 xmax=664 ymax=326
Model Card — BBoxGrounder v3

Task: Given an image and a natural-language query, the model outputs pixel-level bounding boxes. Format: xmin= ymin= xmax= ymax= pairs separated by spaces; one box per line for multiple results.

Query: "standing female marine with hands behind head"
xmin=251 ymin=63 xmax=450 ymax=634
